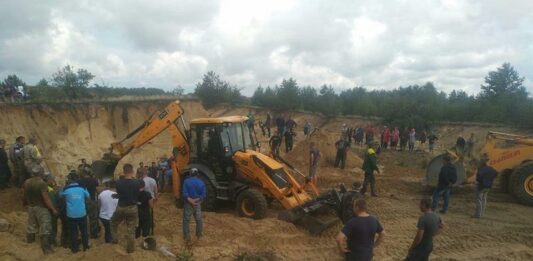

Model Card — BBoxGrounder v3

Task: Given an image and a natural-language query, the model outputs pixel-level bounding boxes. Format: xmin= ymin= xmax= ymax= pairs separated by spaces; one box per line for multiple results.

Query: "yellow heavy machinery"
xmin=92 ymin=100 xmax=344 ymax=234
xmin=427 ymin=131 xmax=533 ymax=206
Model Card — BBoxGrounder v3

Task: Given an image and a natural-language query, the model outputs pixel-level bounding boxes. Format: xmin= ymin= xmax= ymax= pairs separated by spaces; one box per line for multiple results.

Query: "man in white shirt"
xmin=98 ymin=181 xmax=118 ymax=243
xmin=140 ymin=168 xmax=158 ymax=200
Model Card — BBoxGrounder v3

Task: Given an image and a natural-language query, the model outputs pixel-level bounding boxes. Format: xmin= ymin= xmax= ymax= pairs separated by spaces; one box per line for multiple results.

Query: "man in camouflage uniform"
xmin=9 ymin=136 xmax=26 ymax=187
xmin=23 ymin=137 xmax=42 ymax=184
xmin=23 ymin=166 xmax=58 ymax=254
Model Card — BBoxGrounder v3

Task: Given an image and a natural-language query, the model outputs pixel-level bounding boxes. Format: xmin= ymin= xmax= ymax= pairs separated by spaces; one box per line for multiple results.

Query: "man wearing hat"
xmin=23 ymin=165 xmax=58 ymax=254
xmin=182 ymin=168 xmax=206 ymax=244
xmin=361 ymin=143 xmax=380 ymax=197
xmin=431 ymin=154 xmax=457 ymax=214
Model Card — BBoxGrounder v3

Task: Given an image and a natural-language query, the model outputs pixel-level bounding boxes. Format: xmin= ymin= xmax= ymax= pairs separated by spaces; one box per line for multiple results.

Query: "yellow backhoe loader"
xmin=427 ymin=131 xmax=533 ymax=206
xmin=92 ymin=100 xmax=345 ymax=234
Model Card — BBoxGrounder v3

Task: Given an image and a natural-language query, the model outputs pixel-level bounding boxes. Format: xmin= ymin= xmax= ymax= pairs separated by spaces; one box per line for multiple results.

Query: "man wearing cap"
xmin=23 ymin=166 xmax=58 ymax=254
xmin=59 ymin=171 xmax=90 ymax=253
xmin=361 ymin=143 xmax=380 ymax=197
xmin=431 ymin=154 xmax=457 ymax=214
xmin=182 ymin=168 xmax=206 ymax=244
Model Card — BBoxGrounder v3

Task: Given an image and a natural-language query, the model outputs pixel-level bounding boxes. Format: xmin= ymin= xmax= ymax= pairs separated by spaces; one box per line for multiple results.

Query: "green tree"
xmin=2 ymin=74 xmax=26 ymax=88
xmin=51 ymin=65 xmax=95 ymax=99
xmin=318 ymin=85 xmax=340 ymax=116
xmin=171 ymin=85 xmax=185 ymax=96
xmin=194 ymin=71 xmax=243 ymax=108
xmin=481 ymin=63 xmax=526 ymax=98
xmin=276 ymin=78 xmax=301 ymax=110
xmin=36 ymin=78 xmax=49 ymax=87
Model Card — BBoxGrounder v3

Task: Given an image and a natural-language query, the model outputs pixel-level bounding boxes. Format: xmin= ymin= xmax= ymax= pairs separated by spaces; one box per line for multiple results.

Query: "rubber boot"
xmin=26 ymin=233 xmax=36 ymax=243
xmin=40 ymin=235 xmax=55 ymax=255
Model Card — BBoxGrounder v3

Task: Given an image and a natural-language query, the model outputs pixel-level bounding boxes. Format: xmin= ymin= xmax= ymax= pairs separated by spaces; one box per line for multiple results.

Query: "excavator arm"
xmin=92 ymin=100 xmax=190 ymax=195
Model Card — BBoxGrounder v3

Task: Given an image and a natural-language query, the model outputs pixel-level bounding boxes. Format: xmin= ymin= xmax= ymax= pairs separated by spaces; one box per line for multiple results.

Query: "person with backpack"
xmin=431 ymin=154 xmax=457 ymax=214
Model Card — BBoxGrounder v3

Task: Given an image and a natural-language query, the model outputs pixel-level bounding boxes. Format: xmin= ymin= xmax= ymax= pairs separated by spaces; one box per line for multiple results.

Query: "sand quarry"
xmin=0 ymin=99 xmax=532 ymax=261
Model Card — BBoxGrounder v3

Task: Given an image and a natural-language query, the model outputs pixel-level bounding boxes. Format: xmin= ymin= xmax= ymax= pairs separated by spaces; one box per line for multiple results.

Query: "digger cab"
xmin=188 ymin=116 xmax=259 ymax=181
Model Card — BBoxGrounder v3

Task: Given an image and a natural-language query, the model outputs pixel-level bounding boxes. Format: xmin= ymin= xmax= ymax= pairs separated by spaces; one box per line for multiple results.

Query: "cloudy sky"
xmin=1 ymin=0 xmax=532 ymax=95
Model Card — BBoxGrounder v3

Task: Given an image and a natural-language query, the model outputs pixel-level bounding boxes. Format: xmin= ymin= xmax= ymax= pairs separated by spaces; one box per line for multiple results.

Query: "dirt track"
xmin=0 ymin=101 xmax=532 ymax=260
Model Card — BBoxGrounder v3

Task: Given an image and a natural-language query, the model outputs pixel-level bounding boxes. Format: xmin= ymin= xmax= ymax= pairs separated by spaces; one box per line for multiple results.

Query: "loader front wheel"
xmin=236 ymin=189 xmax=267 ymax=219
xmin=509 ymin=162 xmax=533 ymax=206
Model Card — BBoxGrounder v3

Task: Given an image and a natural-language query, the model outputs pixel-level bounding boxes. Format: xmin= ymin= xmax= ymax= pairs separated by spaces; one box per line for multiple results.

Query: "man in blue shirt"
xmin=59 ymin=171 xmax=90 ymax=253
xmin=182 ymin=168 xmax=206 ymax=244
xmin=473 ymin=157 xmax=498 ymax=218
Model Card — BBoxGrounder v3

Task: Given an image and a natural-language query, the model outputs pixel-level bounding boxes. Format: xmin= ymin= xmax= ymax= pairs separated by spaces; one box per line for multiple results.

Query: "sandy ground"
xmin=0 ymin=101 xmax=532 ymax=260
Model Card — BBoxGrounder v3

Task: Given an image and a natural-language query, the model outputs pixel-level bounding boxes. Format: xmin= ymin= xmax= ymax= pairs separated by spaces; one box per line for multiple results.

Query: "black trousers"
xmin=361 ymin=171 xmax=376 ymax=195
xmin=136 ymin=217 xmax=151 ymax=238
xmin=100 ymin=218 xmax=112 ymax=243
xmin=334 ymin=150 xmax=347 ymax=169
xmin=285 ymin=139 xmax=293 ymax=152
xmin=68 ymin=216 xmax=88 ymax=253
xmin=405 ymin=247 xmax=432 ymax=261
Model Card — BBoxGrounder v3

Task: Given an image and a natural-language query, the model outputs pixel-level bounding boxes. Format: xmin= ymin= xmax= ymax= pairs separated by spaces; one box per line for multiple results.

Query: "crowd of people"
xmin=0 ymin=114 xmax=494 ymax=260
xmin=0 ymin=133 xmax=206 ymax=255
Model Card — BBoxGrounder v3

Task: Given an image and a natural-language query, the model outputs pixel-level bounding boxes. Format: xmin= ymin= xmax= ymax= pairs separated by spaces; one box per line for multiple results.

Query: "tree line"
xmin=2 ymin=63 xmax=532 ymax=128
xmin=194 ymin=63 xmax=533 ymax=129
xmin=0 ymin=65 xmax=182 ymax=103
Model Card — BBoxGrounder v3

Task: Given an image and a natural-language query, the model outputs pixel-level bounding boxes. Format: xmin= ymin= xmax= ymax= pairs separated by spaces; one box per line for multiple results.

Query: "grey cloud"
xmin=0 ymin=0 xmax=532 ymax=94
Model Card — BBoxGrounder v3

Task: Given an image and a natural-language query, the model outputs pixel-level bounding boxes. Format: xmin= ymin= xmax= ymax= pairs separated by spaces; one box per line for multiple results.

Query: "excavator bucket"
xmin=278 ymin=189 xmax=344 ymax=235
xmin=91 ymin=153 xmax=121 ymax=183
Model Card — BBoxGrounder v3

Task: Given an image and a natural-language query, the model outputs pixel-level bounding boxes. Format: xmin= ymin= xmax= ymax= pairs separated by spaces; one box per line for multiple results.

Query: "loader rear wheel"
xmin=509 ymin=162 xmax=533 ymax=206
xmin=236 ymin=189 xmax=267 ymax=219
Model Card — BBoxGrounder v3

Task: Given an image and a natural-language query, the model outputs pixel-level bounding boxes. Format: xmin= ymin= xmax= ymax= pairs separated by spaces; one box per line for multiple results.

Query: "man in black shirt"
xmin=148 ymin=161 xmax=158 ymax=181
xmin=334 ymin=138 xmax=350 ymax=169
xmin=135 ymin=180 xmax=154 ymax=238
xmin=78 ymin=169 xmax=100 ymax=238
xmin=406 ymin=198 xmax=443 ymax=261
xmin=111 ymin=163 xmax=140 ymax=253
xmin=336 ymin=199 xmax=385 ymax=261
xmin=473 ymin=158 xmax=498 ymax=218
xmin=456 ymin=135 xmax=466 ymax=156
xmin=284 ymin=128 xmax=296 ymax=153
xmin=431 ymin=155 xmax=457 ymax=214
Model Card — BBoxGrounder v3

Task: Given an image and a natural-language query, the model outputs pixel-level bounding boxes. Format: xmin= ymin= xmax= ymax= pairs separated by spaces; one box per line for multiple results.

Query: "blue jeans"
xmin=432 ymin=187 xmax=450 ymax=212
xmin=68 ymin=216 xmax=88 ymax=253
xmin=183 ymin=202 xmax=202 ymax=240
